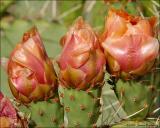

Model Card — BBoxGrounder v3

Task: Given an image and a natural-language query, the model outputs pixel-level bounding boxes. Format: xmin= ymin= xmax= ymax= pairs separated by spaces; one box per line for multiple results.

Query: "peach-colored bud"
xmin=100 ymin=9 xmax=159 ymax=78
xmin=58 ymin=17 xmax=106 ymax=90
xmin=7 ymin=27 xmax=57 ymax=103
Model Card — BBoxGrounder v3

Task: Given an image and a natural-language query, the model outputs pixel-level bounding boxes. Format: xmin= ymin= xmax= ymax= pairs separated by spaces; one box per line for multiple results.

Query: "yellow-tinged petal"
xmin=29 ymin=85 xmax=44 ymax=101
xmin=106 ymin=10 xmax=127 ymax=38
xmin=67 ymin=66 xmax=86 ymax=88
xmin=80 ymin=52 xmax=97 ymax=82
xmin=0 ymin=117 xmax=10 ymax=128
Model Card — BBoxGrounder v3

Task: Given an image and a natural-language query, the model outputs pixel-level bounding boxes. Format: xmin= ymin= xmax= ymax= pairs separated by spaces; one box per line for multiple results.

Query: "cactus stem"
xmin=124 ymin=107 xmax=146 ymax=119
xmin=152 ymin=107 xmax=160 ymax=114
xmin=65 ymin=107 xmax=70 ymax=112
xmin=80 ymin=104 xmax=86 ymax=110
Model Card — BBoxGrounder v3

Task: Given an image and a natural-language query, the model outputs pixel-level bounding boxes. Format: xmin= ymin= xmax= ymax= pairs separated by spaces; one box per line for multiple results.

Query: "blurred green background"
xmin=0 ymin=0 xmax=159 ymax=126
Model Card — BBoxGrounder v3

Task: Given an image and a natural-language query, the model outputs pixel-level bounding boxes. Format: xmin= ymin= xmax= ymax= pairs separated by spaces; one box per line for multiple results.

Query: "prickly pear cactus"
xmin=17 ymin=93 xmax=64 ymax=128
xmin=115 ymin=80 xmax=155 ymax=120
xmin=57 ymin=17 xmax=106 ymax=127
xmin=63 ymin=87 xmax=101 ymax=127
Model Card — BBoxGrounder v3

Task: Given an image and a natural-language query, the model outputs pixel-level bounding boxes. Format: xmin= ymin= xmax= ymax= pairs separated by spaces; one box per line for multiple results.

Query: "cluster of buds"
xmin=1 ymin=8 xmax=159 ymax=102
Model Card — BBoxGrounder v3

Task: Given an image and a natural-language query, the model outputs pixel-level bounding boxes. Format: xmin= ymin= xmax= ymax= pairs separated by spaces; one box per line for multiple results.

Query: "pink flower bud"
xmin=58 ymin=17 xmax=106 ymax=90
xmin=7 ymin=27 xmax=57 ymax=103
xmin=100 ymin=9 xmax=159 ymax=78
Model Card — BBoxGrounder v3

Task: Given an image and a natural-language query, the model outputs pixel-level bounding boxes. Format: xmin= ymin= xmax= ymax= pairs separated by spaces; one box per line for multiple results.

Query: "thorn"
xmin=80 ymin=104 xmax=86 ymax=110
xmin=88 ymin=112 xmax=93 ymax=118
xmin=60 ymin=93 xmax=64 ymax=98
xmin=51 ymin=116 xmax=57 ymax=123
xmin=120 ymin=88 xmax=125 ymax=98
xmin=70 ymin=95 xmax=75 ymax=101
xmin=65 ymin=107 xmax=70 ymax=112
xmin=132 ymin=97 xmax=137 ymax=103
xmin=144 ymin=103 xmax=148 ymax=108
xmin=38 ymin=109 xmax=44 ymax=116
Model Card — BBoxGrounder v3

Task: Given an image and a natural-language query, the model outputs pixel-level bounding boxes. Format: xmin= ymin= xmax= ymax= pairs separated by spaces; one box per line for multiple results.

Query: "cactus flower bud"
xmin=0 ymin=92 xmax=27 ymax=128
xmin=58 ymin=17 xmax=106 ymax=90
xmin=100 ymin=9 xmax=159 ymax=78
xmin=7 ymin=27 xmax=57 ymax=103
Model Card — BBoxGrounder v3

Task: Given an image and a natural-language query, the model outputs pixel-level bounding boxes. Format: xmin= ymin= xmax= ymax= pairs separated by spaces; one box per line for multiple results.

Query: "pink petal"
xmin=125 ymin=20 xmax=153 ymax=36
xmin=141 ymin=36 xmax=159 ymax=62
xmin=103 ymin=35 xmax=144 ymax=72
xmin=106 ymin=11 xmax=127 ymax=38
xmin=59 ymin=34 xmax=90 ymax=69
xmin=11 ymin=76 xmax=37 ymax=97
xmin=0 ymin=94 xmax=17 ymax=119
xmin=12 ymin=46 xmax=45 ymax=83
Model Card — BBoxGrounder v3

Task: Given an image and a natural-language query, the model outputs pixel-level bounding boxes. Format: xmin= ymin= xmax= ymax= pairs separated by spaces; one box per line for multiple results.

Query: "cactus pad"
xmin=17 ymin=97 xmax=64 ymax=127
xmin=115 ymin=80 xmax=155 ymax=120
xmin=63 ymin=87 xmax=101 ymax=127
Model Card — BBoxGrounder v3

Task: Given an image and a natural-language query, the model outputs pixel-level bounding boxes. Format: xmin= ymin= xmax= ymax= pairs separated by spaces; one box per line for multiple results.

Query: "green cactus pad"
xmin=17 ymin=98 xmax=64 ymax=128
xmin=111 ymin=120 xmax=159 ymax=128
xmin=115 ymin=80 xmax=155 ymax=120
xmin=63 ymin=87 xmax=101 ymax=127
